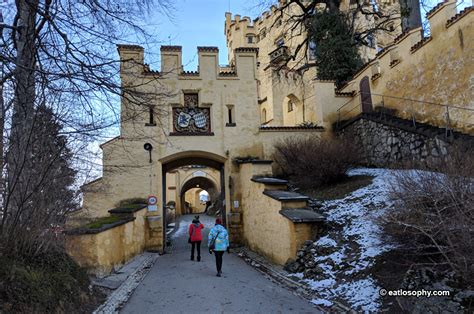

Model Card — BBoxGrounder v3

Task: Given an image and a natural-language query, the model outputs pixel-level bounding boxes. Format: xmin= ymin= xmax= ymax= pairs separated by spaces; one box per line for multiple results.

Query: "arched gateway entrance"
xmin=180 ymin=176 xmax=218 ymax=215
xmin=160 ymin=151 xmax=227 ymax=250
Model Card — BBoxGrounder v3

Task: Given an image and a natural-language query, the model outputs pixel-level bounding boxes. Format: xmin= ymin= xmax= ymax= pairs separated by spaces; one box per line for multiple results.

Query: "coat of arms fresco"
xmin=173 ymin=107 xmax=211 ymax=133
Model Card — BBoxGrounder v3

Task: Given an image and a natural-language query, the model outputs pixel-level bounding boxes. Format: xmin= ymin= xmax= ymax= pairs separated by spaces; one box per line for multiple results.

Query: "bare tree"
xmin=384 ymin=148 xmax=474 ymax=285
xmin=252 ymin=0 xmax=416 ymax=72
xmin=0 ymin=0 xmax=174 ymax=256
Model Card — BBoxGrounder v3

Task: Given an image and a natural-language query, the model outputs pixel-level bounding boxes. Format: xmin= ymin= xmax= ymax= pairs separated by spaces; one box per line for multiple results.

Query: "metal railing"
xmin=336 ymin=92 xmax=474 ymax=137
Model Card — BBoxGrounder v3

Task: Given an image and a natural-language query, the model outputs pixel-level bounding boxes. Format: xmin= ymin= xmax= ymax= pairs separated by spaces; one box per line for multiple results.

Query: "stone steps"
xmin=262 ymin=190 xmax=310 ymax=202
xmin=251 ymin=176 xmax=288 ymax=185
xmin=279 ymin=208 xmax=326 ymax=223
xmin=251 ymin=176 xmax=288 ymax=191
xmin=360 ymin=112 xmax=473 ymax=141
xmin=251 ymin=175 xmax=325 ymax=224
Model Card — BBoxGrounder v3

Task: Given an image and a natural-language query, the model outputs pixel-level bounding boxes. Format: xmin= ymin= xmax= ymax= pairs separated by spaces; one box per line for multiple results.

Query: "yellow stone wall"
xmin=65 ymin=208 xmax=147 ymax=276
xmin=338 ymin=1 xmax=474 ymax=133
xmin=184 ymin=188 xmax=206 ymax=213
xmin=238 ymin=163 xmax=315 ymax=265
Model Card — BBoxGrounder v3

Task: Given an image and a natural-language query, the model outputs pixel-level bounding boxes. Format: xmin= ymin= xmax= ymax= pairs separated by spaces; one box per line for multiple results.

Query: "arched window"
xmin=288 ymin=100 xmax=294 ymax=112
xmin=275 ymin=37 xmax=285 ymax=47
xmin=308 ymin=41 xmax=317 ymax=60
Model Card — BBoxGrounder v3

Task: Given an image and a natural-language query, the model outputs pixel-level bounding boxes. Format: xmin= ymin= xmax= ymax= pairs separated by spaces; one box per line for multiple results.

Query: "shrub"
xmin=273 ymin=136 xmax=361 ymax=188
xmin=384 ymin=147 xmax=474 ymax=285
xmin=0 ymin=249 xmax=100 ymax=313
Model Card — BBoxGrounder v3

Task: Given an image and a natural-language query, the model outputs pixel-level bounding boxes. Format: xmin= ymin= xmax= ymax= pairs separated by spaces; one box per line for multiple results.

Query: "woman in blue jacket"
xmin=208 ymin=217 xmax=229 ymax=277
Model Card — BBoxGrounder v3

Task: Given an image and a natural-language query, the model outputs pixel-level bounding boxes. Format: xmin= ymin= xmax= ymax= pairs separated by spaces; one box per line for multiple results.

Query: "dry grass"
xmin=304 ymin=175 xmax=373 ymax=200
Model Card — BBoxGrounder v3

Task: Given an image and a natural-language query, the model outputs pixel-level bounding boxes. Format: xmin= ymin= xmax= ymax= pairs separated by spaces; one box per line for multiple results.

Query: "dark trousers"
xmin=214 ymin=251 xmax=224 ymax=272
xmin=191 ymin=241 xmax=201 ymax=259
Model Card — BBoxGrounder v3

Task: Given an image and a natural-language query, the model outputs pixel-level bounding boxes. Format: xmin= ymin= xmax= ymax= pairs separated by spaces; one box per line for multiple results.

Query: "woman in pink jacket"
xmin=189 ymin=216 xmax=204 ymax=261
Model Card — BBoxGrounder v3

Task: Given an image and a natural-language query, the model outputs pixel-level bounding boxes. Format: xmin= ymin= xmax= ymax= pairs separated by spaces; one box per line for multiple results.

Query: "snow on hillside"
xmin=301 ymin=168 xmax=397 ymax=311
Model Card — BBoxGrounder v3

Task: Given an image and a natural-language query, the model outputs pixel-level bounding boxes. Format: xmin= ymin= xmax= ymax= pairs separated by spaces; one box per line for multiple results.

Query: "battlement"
xmin=117 ymin=45 xmax=258 ymax=80
xmin=333 ymin=2 xmax=473 ymax=133
xmin=224 ymin=0 xmax=298 ymax=37
xmin=338 ymin=0 xmax=470 ymax=91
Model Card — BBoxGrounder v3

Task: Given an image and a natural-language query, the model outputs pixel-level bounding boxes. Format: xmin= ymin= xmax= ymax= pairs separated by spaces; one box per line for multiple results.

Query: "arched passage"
xmin=160 ymin=151 xmax=227 ymax=248
xmin=360 ymin=76 xmax=373 ymax=112
xmin=179 ymin=176 xmax=218 ymax=215
xmin=161 ymin=150 xmax=226 ymax=173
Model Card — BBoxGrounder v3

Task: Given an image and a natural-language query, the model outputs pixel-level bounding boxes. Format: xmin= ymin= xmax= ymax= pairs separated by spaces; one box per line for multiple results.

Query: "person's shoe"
xmin=197 ymin=256 xmax=201 ymax=262
xmin=190 ymin=257 xmax=194 ymax=261
xmin=216 ymin=272 xmax=221 ymax=277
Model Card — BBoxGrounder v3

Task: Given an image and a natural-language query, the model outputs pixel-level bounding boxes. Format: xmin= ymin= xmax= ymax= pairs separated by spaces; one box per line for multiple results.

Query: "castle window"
xmin=275 ymin=17 xmax=282 ymax=27
xmin=367 ymin=33 xmax=376 ymax=48
xmin=262 ymin=109 xmax=267 ymax=123
xmin=275 ymin=37 xmax=285 ymax=47
xmin=260 ymin=28 xmax=266 ymax=39
xmin=184 ymin=93 xmax=199 ymax=107
xmin=226 ymin=105 xmax=236 ymax=127
xmin=288 ymin=100 xmax=294 ymax=112
xmin=146 ymin=106 xmax=156 ymax=126
xmin=247 ymin=35 xmax=254 ymax=44
xmin=386 ymin=22 xmax=395 ymax=32
xmin=308 ymin=41 xmax=317 ymax=60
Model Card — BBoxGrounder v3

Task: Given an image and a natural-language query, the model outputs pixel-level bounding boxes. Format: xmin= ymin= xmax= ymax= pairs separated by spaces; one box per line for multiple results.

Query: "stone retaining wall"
xmin=339 ymin=118 xmax=471 ymax=167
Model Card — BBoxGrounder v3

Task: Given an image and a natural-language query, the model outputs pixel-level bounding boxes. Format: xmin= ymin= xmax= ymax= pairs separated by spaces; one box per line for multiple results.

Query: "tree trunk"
xmin=5 ymin=0 xmax=38 ymax=238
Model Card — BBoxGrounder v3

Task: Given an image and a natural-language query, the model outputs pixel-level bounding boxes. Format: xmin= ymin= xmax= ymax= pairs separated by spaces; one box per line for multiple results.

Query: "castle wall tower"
xmin=225 ymin=0 xmax=402 ymax=126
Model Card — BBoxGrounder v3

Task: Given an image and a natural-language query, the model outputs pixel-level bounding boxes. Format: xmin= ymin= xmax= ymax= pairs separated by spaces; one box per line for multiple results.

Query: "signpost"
xmin=148 ymin=195 xmax=158 ymax=212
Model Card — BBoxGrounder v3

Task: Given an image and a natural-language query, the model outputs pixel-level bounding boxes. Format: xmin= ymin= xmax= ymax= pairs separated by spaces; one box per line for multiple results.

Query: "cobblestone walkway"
xmin=121 ymin=214 xmax=319 ymax=313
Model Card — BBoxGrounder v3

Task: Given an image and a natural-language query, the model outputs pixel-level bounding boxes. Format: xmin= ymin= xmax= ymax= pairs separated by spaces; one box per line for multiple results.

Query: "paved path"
xmin=121 ymin=214 xmax=318 ymax=313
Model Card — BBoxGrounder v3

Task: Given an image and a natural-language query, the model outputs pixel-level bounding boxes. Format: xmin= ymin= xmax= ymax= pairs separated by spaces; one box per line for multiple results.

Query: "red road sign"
xmin=148 ymin=195 xmax=158 ymax=205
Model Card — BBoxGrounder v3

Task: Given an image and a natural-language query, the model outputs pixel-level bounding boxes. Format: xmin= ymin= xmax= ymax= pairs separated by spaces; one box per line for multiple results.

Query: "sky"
xmin=140 ymin=0 xmax=470 ymax=70
xmin=145 ymin=0 xmax=263 ymax=70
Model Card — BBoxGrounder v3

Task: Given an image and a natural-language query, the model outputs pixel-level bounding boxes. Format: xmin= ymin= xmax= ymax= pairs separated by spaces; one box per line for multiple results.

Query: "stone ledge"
xmin=259 ymin=125 xmax=324 ymax=131
xmin=169 ymin=132 xmax=215 ymax=136
xmin=251 ymin=176 xmax=288 ymax=185
xmin=263 ymin=190 xmax=309 ymax=202
xmin=160 ymin=45 xmax=182 ymax=52
xmin=108 ymin=204 xmax=147 ymax=214
xmin=279 ymin=208 xmax=326 ymax=223
xmin=233 ymin=158 xmax=273 ymax=165
xmin=65 ymin=217 xmax=136 ymax=235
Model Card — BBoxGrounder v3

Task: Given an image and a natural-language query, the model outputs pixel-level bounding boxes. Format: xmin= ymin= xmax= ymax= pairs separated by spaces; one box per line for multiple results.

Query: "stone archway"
xmin=160 ymin=151 xmax=227 ymax=248
xmin=179 ymin=176 xmax=218 ymax=215
xmin=360 ymin=76 xmax=373 ymax=113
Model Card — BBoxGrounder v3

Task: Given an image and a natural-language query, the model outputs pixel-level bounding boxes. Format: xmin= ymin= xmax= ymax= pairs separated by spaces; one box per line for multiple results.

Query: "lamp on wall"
xmin=144 ymin=143 xmax=153 ymax=163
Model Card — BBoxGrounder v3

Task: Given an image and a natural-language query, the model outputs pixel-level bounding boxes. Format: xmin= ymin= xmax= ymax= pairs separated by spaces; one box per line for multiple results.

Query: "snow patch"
xmin=302 ymin=168 xmax=398 ymax=311
xmin=315 ymin=235 xmax=337 ymax=247
xmin=312 ymin=298 xmax=333 ymax=307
